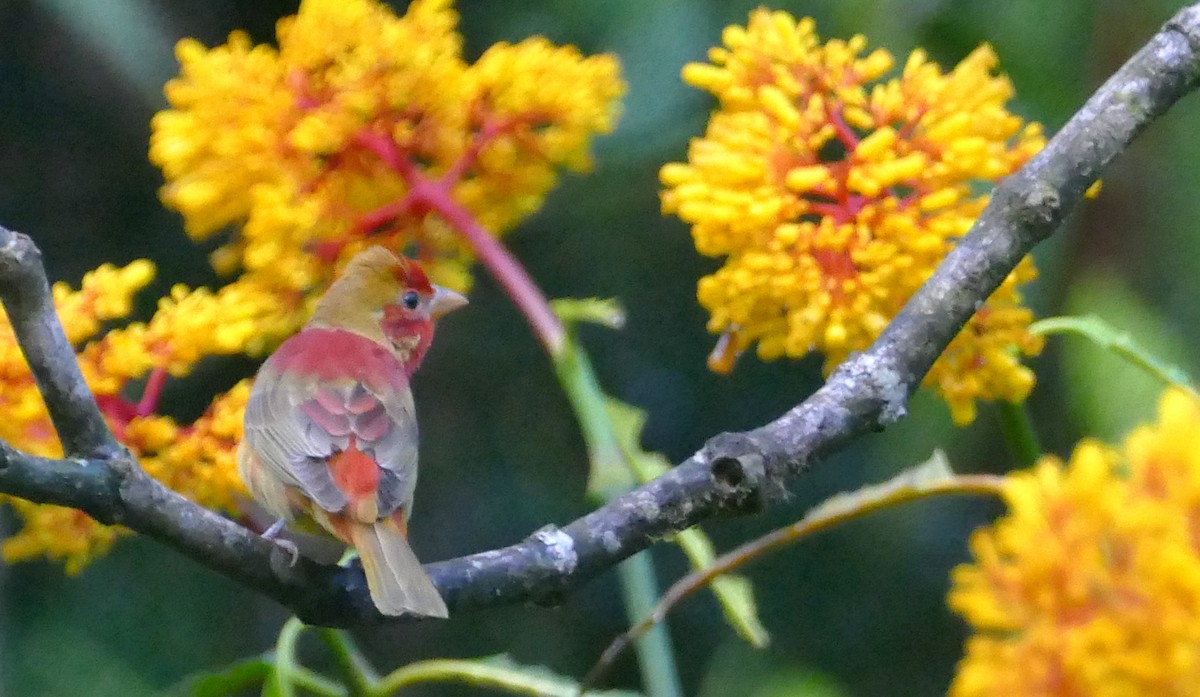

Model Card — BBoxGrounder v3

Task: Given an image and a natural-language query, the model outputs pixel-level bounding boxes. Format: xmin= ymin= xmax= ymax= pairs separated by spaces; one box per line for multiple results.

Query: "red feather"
xmin=267 ymin=327 xmax=409 ymax=393
xmin=328 ymin=437 xmax=382 ymax=521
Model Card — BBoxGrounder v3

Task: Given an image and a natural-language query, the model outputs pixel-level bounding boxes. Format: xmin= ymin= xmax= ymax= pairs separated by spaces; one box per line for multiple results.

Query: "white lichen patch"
xmin=873 ymin=364 xmax=908 ymax=424
xmin=533 ymin=527 xmax=578 ymax=574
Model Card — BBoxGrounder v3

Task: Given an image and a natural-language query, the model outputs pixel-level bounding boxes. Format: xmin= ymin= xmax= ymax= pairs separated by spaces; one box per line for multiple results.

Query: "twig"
xmin=579 ymin=470 xmax=1005 ymax=692
xmin=1 ymin=5 xmax=1200 ymax=626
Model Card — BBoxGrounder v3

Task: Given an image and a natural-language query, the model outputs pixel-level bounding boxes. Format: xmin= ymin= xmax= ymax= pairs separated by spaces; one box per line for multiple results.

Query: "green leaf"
xmin=674 ymin=529 xmax=770 ymax=648
xmin=750 ymin=671 xmax=846 ymax=697
xmin=588 ymin=453 xmax=1002 ymax=695
xmin=1031 ymin=314 xmax=1198 ymax=398
xmin=698 ymin=641 xmax=848 ymax=697
xmin=167 ymin=657 xmax=271 ymax=697
xmin=552 ymin=336 xmax=632 ymax=500
xmin=550 ymin=299 xmax=683 ymax=691
xmin=603 ymin=399 xmax=670 ymax=481
xmin=375 ymin=654 xmax=643 ymax=697
xmin=550 ymin=297 xmax=627 ymax=329
xmin=1051 ymin=276 xmax=1198 ymax=440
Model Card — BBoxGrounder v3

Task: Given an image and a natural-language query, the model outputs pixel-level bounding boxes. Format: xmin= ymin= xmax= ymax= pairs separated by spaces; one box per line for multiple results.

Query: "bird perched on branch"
xmin=238 ymin=246 xmax=466 ymax=618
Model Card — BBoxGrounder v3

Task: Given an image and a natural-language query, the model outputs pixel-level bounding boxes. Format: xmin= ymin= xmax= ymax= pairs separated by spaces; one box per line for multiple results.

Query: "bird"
xmin=237 ymin=246 xmax=466 ymax=618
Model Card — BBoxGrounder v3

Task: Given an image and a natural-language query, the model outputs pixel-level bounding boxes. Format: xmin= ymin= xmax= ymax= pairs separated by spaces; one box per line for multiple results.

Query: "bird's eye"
xmin=401 ymin=290 xmax=420 ymax=310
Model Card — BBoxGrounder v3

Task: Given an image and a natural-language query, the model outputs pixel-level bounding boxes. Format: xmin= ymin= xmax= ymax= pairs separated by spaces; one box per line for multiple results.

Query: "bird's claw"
xmin=274 ymin=538 xmax=300 ymax=567
xmin=262 ymin=518 xmax=300 ymax=567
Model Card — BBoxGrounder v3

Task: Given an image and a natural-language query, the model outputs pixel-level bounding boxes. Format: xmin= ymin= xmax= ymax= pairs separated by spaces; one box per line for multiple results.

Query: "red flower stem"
xmin=356 ymin=198 xmax=414 ymax=234
xmin=409 ymin=180 xmax=566 ymax=356
xmin=441 ymin=118 xmax=511 ymax=186
xmin=354 ymin=130 xmax=419 ymax=183
xmin=828 ymin=105 xmax=860 ymax=151
xmin=809 ymin=201 xmax=850 ymax=221
xmin=353 ymin=124 xmax=565 ymax=356
xmin=136 ymin=366 xmax=169 ymax=416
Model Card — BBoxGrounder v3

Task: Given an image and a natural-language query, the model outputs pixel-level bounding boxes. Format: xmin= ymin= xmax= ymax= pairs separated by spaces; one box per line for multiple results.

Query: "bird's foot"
xmin=262 ymin=518 xmax=300 ymax=567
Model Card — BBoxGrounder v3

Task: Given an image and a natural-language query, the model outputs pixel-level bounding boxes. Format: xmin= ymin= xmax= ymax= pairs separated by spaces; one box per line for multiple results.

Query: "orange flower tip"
xmin=707 ymin=331 xmax=743 ymax=375
xmin=209 ymin=247 xmax=241 ymax=276
xmin=174 ymin=37 xmax=206 ymax=62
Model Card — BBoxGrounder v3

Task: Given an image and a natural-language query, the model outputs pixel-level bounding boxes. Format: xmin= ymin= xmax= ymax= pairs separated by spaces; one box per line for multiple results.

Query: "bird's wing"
xmin=243 ymin=346 xmax=419 ymax=519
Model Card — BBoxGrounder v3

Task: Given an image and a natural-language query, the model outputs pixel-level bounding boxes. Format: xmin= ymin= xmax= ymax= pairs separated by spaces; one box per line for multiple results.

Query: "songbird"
xmin=238 ymin=246 xmax=466 ymax=618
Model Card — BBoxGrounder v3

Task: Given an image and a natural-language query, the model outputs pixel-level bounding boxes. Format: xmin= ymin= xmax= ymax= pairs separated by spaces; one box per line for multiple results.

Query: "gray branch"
xmin=3 ymin=6 xmax=1200 ymax=627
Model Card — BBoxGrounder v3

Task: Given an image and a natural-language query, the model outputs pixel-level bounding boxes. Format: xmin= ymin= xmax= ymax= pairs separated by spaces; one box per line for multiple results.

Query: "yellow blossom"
xmin=1 ymin=498 xmax=124 ymax=575
xmin=663 ymin=9 xmax=1045 ymax=424
xmin=150 ymin=0 xmax=624 ymax=295
xmin=52 ymin=260 xmax=156 ymax=344
xmin=460 ymin=38 xmax=624 ymax=233
xmin=150 ymin=31 xmax=291 ymax=239
xmin=950 ymin=389 xmax=1200 ymax=696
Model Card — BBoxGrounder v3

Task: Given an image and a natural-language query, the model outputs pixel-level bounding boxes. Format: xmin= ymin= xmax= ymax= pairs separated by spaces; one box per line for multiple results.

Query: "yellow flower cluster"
xmin=662 ymin=9 xmax=1045 ymax=424
xmin=150 ymin=0 xmax=624 ymax=296
xmin=950 ymin=389 xmax=1200 ymax=696
xmin=1 ymin=266 xmax=263 ymax=571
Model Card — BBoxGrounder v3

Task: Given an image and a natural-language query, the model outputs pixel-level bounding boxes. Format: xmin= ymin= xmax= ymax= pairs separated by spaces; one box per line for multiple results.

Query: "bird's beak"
xmin=429 ymin=285 xmax=469 ymax=319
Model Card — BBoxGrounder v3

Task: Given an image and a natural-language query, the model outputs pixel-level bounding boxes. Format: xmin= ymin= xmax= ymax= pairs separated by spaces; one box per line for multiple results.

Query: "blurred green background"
xmin=1 ymin=0 xmax=1198 ymax=695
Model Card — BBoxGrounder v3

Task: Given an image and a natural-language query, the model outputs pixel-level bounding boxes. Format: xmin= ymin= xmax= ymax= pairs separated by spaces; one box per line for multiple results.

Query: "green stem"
xmin=317 ymin=628 xmax=378 ymax=696
xmin=995 ymin=401 xmax=1041 ymax=467
xmin=289 ymin=667 xmax=350 ymax=697
xmin=270 ymin=618 xmax=307 ymax=697
xmin=267 ymin=619 xmax=349 ymax=697
xmin=616 ymin=552 xmax=683 ymax=697
xmin=374 ymin=659 xmax=584 ymax=696
xmin=552 ymin=340 xmax=628 ymax=498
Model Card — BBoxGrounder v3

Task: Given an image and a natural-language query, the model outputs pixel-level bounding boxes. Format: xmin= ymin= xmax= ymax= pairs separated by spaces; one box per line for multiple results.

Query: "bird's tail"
xmin=350 ymin=517 xmax=448 ymax=618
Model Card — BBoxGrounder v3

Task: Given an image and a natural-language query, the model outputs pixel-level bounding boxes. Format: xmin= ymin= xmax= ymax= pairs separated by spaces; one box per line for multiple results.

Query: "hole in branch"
xmin=711 ymin=456 xmax=746 ymax=488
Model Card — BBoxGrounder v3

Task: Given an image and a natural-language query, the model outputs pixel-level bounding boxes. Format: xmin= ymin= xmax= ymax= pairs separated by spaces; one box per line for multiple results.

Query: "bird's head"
xmin=308 ymin=246 xmax=468 ymax=374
